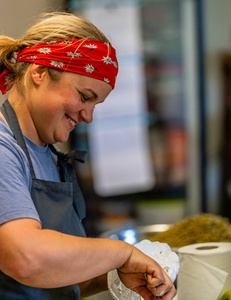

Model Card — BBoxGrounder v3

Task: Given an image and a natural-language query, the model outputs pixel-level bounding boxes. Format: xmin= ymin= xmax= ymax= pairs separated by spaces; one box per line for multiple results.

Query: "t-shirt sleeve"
xmin=0 ymin=139 xmax=41 ymax=225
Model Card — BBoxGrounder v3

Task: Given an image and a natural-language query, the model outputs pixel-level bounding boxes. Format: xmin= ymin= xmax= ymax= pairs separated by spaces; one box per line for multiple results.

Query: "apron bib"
xmin=0 ymin=99 xmax=87 ymax=299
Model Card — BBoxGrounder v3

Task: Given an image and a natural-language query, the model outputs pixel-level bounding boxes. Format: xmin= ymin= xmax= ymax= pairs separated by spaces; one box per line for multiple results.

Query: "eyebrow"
xmin=86 ymin=88 xmax=98 ymax=100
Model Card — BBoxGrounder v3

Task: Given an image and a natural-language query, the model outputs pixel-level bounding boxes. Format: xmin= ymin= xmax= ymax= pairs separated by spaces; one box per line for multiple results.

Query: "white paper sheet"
xmin=83 ymin=3 xmax=155 ymax=196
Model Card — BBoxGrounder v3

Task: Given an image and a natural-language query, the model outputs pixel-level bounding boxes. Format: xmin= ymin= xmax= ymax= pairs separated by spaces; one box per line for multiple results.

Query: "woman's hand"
xmin=117 ymin=247 xmax=176 ymax=300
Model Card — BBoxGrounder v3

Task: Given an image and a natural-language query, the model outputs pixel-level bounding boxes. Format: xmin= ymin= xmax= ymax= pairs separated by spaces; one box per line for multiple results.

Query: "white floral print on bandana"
xmin=104 ymin=78 xmax=110 ymax=84
xmin=26 ymin=56 xmax=38 ymax=60
xmin=59 ymin=40 xmax=72 ymax=44
xmin=38 ymin=48 xmax=52 ymax=54
xmin=85 ymin=64 xmax=95 ymax=73
xmin=83 ymin=44 xmax=98 ymax=50
xmin=50 ymin=60 xmax=65 ymax=68
xmin=103 ymin=56 xmax=113 ymax=64
xmin=67 ymin=52 xmax=82 ymax=58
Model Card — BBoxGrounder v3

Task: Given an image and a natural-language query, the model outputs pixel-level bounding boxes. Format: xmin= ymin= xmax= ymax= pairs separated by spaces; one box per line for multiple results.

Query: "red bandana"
xmin=0 ymin=39 xmax=118 ymax=95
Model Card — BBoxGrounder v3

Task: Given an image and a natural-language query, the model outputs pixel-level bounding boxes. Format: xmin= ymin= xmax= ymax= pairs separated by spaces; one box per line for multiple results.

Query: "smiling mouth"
xmin=66 ymin=114 xmax=77 ymax=126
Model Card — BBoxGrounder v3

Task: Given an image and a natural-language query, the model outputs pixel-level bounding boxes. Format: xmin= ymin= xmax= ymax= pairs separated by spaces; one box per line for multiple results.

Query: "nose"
xmin=79 ymin=106 xmax=94 ymax=124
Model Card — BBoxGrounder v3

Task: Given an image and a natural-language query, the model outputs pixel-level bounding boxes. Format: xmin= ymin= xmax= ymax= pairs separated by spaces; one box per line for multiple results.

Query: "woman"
xmin=0 ymin=12 xmax=176 ymax=299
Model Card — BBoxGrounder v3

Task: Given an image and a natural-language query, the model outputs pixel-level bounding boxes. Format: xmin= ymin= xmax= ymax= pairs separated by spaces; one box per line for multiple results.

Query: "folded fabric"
xmin=108 ymin=240 xmax=180 ymax=300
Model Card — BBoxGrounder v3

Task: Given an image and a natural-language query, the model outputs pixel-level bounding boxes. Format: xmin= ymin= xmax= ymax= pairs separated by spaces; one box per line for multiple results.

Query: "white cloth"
xmin=108 ymin=240 xmax=179 ymax=300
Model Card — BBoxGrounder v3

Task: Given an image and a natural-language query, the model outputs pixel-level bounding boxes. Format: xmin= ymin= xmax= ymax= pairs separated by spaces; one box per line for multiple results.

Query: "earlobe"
xmin=30 ymin=64 xmax=47 ymax=85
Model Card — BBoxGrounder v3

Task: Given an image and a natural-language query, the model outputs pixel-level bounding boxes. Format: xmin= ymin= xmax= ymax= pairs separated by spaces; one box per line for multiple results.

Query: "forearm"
xmin=0 ymin=219 xmax=133 ymax=288
xmin=79 ymin=274 xmax=108 ymax=298
xmin=27 ymin=230 xmax=131 ymax=288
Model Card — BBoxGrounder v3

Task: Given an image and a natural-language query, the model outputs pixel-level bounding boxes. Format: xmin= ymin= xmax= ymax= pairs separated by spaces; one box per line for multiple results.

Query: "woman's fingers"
xmin=161 ymin=285 xmax=177 ymax=300
xmin=146 ymin=271 xmax=176 ymax=299
xmin=145 ymin=272 xmax=164 ymax=287
xmin=152 ymin=287 xmax=176 ymax=300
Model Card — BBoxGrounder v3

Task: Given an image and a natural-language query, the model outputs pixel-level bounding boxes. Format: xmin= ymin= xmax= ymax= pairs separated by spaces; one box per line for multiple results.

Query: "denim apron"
xmin=0 ymin=99 xmax=87 ymax=299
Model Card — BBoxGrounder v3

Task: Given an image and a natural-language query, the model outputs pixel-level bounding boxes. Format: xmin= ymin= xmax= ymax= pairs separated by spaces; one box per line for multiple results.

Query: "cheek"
xmin=45 ymin=90 xmax=74 ymax=118
xmin=42 ymin=102 xmax=61 ymax=121
xmin=39 ymin=85 xmax=81 ymax=123
xmin=63 ymin=93 xmax=82 ymax=112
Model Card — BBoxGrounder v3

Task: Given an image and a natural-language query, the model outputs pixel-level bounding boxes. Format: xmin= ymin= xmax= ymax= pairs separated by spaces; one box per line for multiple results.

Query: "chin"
xmin=55 ymin=136 xmax=69 ymax=144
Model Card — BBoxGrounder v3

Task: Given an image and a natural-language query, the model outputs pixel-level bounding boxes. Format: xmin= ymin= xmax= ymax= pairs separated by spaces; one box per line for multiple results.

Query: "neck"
xmin=8 ymin=88 xmax=45 ymax=146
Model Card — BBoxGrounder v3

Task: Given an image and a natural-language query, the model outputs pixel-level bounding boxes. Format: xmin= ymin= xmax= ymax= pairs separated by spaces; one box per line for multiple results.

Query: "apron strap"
xmin=0 ymin=99 xmax=36 ymax=179
xmin=49 ymin=144 xmax=87 ymax=219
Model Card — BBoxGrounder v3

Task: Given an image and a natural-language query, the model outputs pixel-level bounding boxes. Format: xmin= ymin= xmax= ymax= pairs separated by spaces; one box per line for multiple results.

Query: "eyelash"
xmin=79 ymin=92 xmax=89 ymax=102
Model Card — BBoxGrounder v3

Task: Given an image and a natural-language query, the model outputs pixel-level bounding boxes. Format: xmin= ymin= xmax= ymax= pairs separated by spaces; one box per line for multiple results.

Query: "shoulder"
xmin=0 ymin=118 xmax=39 ymax=225
xmin=0 ymin=117 xmax=30 ymax=181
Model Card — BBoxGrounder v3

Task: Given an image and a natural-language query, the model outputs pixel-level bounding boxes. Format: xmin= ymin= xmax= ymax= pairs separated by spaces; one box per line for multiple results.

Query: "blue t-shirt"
xmin=0 ymin=117 xmax=60 ymax=225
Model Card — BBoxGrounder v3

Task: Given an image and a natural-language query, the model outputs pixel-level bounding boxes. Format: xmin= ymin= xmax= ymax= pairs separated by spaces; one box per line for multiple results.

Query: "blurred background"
xmin=1 ymin=0 xmax=231 ymax=238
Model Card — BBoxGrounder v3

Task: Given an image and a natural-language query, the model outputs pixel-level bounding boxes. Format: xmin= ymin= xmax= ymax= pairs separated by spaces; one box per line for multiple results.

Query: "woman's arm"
xmin=0 ymin=218 xmax=132 ymax=287
xmin=0 ymin=218 xmax=176 ymax=299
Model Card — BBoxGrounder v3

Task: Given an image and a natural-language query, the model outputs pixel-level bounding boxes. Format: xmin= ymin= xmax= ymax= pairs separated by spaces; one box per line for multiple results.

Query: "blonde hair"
xmin=0 ymin=12 xmax=111 ymax=92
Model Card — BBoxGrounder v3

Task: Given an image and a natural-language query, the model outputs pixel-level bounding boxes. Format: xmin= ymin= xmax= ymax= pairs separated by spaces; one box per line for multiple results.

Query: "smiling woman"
xmin=0 ymin=12 xmax=176 ymax=300
xmin=13 ymin=65 xmax=112 ymax=145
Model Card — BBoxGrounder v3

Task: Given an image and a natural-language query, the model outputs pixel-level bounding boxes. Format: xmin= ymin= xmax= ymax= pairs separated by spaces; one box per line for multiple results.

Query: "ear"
xmin=30 ymin=64 xmax=47 ymax=86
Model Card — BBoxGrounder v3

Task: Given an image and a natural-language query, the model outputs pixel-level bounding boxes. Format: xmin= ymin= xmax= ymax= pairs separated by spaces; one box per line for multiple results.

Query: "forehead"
xmin=64 ymin=72 xmax=112 ymax=99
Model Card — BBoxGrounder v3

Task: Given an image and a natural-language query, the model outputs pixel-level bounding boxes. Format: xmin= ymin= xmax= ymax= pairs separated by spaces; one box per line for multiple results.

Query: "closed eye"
xmin=79 ymin=92 xmax=89 ymax=102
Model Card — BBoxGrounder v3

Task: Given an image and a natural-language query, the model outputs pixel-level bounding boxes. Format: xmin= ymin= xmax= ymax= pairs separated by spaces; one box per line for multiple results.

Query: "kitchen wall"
xmin=0 ymin=0 xmax=66 ymax=105
xmin=204 ymin=0 xmax=231 ymax=213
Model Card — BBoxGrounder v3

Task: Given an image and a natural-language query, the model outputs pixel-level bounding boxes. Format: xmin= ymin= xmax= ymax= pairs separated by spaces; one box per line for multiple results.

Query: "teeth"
xmin=67 ymin=116 xmax=76 ymax=126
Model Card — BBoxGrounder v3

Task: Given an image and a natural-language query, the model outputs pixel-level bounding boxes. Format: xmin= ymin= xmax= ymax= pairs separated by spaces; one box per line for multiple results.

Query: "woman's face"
xmin=21 ymin=65 xmax=112 ymax=146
